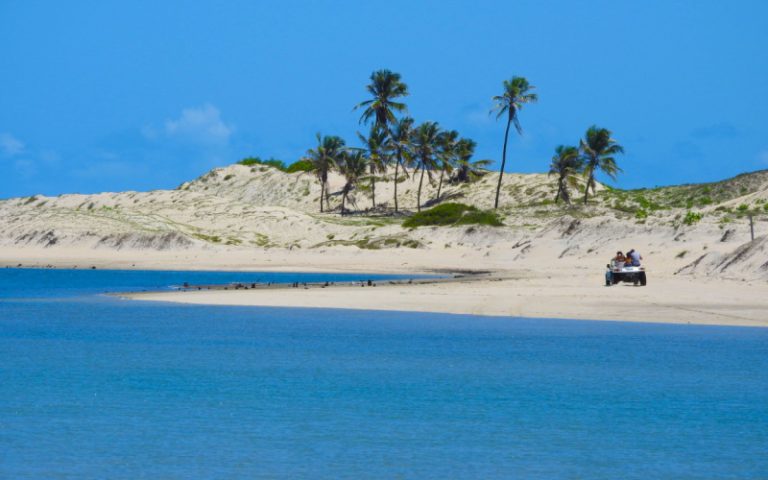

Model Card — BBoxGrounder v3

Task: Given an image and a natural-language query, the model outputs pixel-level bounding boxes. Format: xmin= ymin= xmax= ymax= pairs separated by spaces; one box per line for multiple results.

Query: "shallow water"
xmin=1 ymin=269 xmax=767 ymax=479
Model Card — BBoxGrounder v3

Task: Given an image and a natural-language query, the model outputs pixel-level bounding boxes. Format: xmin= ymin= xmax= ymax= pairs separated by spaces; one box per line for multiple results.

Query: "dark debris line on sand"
xmin=113 ymin=270 xmax=494 ymax=297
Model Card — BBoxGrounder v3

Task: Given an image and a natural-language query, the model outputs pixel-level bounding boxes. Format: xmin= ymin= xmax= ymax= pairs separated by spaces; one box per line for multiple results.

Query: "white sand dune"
xmin=2 ymin=165 xmax=767 ymax=326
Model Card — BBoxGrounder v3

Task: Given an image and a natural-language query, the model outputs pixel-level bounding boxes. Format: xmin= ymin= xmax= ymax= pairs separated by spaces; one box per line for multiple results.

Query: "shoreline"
xmin=120 ymin=272 xmax=768 ymax=328
xmin=0 ymin=249 xmax=463 ymax=276
xmin=3 ymin=247 xmax=767 ymax=328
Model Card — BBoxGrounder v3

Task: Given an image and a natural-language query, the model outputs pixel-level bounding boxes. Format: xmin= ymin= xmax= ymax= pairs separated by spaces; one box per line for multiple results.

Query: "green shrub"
xmin=285 ymin=159 xmax=314 ymax=173
xmin=457 ymin=210 xmax=505 ymax=226
xmin=223 ymin=174 xmax=235 ymax=181
xmin=737 ymin=203 xmax=749 ymax=212
xmin=238 ymin=156 xmax=286 ymax=170
xmin=764 ymin=202 xmax=768 ymax=212
xmin=403 ymin=203 xmax=503 ymax=228
xmin=635 ymin=209 xmax=648 ymax=220
xmin=683 ymin=210 xmax=702 ymax=226
xmin=612 ymin=202 xmax=636 ymax=214
xmin=238 ymin=156 xmax=313 ymax=174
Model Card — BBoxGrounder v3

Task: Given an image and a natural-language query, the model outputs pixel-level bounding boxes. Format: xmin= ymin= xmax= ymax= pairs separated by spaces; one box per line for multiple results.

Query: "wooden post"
xmin=749 ymin=214 xmax=754 ymax=241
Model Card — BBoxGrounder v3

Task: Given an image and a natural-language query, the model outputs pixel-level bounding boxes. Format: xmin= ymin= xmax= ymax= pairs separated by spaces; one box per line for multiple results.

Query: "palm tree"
xmin=411 ymin=121 xmax=441 ymax=212
xmin=357 ymin=125 xmax=389 ymax=209
xmin=306 ymin=133 xmax=346 ymax=212
xmin=337 ymin=149 xmax=368 ymax=214
xmin=435 ymin=129 xmax=459 ymax=201
xmin=548 ymin=145 xmax=583 ymax=204
xmin=451 ymin=138 xmax=490 ymax=184
xmin=491 ymin=76 xmax=537 ymax=209
xmin=354 ymin=69 xmax=409 ymax=134
xmin=388 ymin=116 xmax=414 ymax=213
xmin=579 ymin=126 xmax=624 ymax=204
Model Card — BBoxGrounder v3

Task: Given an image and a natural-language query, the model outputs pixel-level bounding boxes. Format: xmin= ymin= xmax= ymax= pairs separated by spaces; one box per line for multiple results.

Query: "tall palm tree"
xmin=548 ymin=145 xmax=583 ymax=205
xmin=579 ymin=126 xmax=624 ymax=204
xmin=357 ymin=125 xmax=389 ymax=209
xmin=354 ymin=69 xmax=409 ymax=134
xmin=451 ymin=138 xmax=490 ymax=184
xmin=306 ymin=133 xmax=345 ymax=212
xmin=337 ymin=149 xmax=368 ymax=214
xmin=388 ymin=116 xmax=414 ymax=213
xmin=435 ymin=129 xmax=459 ymax=201
xmin=411 ymin=121 xmax=441 ymax=212
xmin=491 ymin=76 xmax=537 ymax=209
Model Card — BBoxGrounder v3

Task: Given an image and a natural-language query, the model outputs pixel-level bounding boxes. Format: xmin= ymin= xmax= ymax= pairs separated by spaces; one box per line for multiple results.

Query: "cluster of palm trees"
xmin=548 ymin=126 xmax=624 ymax=205
xmin=304 ymin=69 xmax=623 ymax=214
xmin=489 ymin=76 xmax=624 ymax=206
xmin=306 ymin=70 xmax=489 ymax=214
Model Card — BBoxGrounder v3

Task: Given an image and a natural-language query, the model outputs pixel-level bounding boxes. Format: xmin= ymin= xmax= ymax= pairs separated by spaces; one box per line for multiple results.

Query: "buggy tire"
xmin=639 ymin=272 xmax=647 ymax=286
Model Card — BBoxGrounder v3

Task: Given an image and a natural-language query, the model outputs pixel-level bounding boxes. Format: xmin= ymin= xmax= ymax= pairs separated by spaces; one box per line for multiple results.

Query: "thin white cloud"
xmin=39 ymin=149 xmax=61 ymax=167
xmin=13 ymin=158 xmax=37 ymax=177
xmin=140 ymin=124 xmax=159 ymax=140
xmin=0 ymin=132 xmax=25 ymax=156
xmin=163 ymin=104 xmax=233 ymax=145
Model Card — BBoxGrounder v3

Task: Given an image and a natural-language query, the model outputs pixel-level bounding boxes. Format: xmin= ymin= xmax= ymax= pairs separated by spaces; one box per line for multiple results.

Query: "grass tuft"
xmin=683 ymin=210 xmax=702 ymax=226
xmin=403 ymin=203 xmax=503 ymax=228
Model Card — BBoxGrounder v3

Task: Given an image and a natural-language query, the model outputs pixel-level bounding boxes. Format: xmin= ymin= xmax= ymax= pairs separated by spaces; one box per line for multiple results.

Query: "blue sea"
xmin=1 ymin=268 xmax=767 ymax=479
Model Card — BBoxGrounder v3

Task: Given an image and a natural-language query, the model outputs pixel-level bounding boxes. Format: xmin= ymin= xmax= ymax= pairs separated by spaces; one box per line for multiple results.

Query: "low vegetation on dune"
xmin=237 ymin=156 xmax=314 ymax=173
xmin=595 ymin=169 xmax=768 ymax=224
xmin=403 ymin=203 xmax=503 ymax=228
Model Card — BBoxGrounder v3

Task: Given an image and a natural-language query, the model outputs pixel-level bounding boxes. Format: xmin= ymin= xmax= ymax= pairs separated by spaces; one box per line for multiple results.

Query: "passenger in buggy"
xmin=606 ymin=251 xmax=626 ymax=285
xmin=626 ymin=249 xmax=642 ymax=266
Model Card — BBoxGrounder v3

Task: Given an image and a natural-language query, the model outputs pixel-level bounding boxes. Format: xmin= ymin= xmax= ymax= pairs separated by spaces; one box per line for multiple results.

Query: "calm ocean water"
xmin=1 ymin=269 xmax=767 ymax=479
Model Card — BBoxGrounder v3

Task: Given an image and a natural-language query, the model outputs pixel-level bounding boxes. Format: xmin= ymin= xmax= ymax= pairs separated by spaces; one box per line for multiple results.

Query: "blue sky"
xmin=1 ymin=0 xmax=767 ymax=198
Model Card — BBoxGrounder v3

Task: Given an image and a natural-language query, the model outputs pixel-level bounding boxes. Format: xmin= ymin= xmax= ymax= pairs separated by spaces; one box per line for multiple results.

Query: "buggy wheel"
xmin=640 ymin=272 xmax=647 ymax=286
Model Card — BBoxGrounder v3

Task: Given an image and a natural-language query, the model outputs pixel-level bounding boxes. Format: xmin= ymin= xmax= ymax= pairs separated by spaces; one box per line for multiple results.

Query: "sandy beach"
xmin=2 ymin=166 xmax=766 ymax=328
xmin=3 ymin=244 xmax=766 ymax=327
xmin=121 ymin=268 xmax=767 ymax=328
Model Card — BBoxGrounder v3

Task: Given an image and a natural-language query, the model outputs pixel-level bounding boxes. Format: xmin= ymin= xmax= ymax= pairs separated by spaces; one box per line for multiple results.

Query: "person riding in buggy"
xmin=605 ymin=249 xmax=646 ymax=286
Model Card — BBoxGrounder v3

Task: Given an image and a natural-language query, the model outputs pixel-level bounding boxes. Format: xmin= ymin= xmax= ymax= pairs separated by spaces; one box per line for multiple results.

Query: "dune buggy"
xmin=606 ymin=262 xmax=647 ymax=286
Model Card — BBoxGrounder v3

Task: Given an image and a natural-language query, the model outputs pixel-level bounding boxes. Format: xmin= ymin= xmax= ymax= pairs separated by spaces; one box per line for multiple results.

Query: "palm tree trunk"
xmin=436 ymin=167 xmax=445 ymax=201
xmin=417 ymin=163 xmax=426 ymax=212
xmin=494 ymin=118 xmax=512 ymax=209
xmin=341 ymin=188 xmax=347 ymax=215
xmin=583 ymin=168 xmax=594 ymax=205
xmin=320 ymin=182 xmax=325 ymax=212
xmin=554 ymin=181 xmax=562 ymax=203
xmin=393 ymin=160 xmax=400 ymax=213
xmin=371 ymin=176 xmax=376 ymax=209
